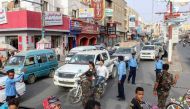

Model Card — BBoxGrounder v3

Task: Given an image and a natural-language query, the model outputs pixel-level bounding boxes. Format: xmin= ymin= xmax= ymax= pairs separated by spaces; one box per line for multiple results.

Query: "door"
xmin=102 ymin=52 xmax=111 ymax=73
xmin=24 ymin=56 xmax=37 ymax=77
xmin=36 ymin=54 xmax=49 ymax=76
xmin=47 ymin=53 xmax=58 ymax=70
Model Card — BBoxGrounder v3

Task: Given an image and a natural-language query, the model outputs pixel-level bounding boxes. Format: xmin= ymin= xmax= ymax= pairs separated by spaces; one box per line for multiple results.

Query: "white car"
xmin=54 ymin=50 xmax=117 ymax=88
xmin=0 ymin=73 xmax=26 ymax=103
xmin=140 ymin=45 xmax=159 ymax=60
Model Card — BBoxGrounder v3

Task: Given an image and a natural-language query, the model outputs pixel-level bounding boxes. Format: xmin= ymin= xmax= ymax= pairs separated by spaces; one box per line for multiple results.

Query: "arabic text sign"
xmin=45 ymin=12 xmax=63 ymax=26
xmin=0 ymin=8 xmax=7 ymax=25
xmin=79 ymin=8 xmax=94 ymax=18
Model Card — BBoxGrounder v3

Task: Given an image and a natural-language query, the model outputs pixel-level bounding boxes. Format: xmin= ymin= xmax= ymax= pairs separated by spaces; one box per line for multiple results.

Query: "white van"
xmin=65 ymin=46 xmax=96 ymax=63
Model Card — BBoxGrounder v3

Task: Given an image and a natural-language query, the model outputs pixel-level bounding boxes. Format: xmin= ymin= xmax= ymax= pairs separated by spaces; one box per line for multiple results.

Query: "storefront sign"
xmin=91 ymin=0 xmax=105 ymax=21
xmin=45 ymin=12 xmax=63 ymax=26
xmin=79 ymin=8 xmax=94 ymax=18
xmin=100 ymin=26 xmax=107 ymax=34
xmin=70 ymin=20 xmax=82 ymax=33
xmin=80 ymin=0 xmax=91 ymax=5
xmin=107 ymin=23 xmax=116 ymax=35
xmin=105 ymin=8 xmax=113 ymax=17
xmin=82 ymin=24 xmax=99 ymax=34
xmin=0 ymin=8 xmax=7 ymax=25
xmin=129 ymin=15 xmax=136 ymax=28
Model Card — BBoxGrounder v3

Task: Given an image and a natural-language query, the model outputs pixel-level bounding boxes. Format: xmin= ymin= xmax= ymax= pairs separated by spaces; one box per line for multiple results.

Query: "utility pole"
xmin=168 ymin=1 xmax=173 ymax=63
xmin=41 ymin=0 xmax=45 ymax=39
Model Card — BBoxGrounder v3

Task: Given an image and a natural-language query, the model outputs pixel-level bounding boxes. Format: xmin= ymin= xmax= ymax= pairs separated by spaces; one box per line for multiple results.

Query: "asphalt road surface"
xmin=20 ymin=44 xmax=190 ymax=109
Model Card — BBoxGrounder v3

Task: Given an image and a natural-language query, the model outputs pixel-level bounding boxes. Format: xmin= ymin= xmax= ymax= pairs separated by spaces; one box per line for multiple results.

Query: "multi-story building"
xmin=0 ymin=0 xmax=70 ymax=53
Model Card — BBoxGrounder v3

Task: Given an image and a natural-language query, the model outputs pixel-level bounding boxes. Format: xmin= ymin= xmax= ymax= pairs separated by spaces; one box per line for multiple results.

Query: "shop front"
xmin=0 ymin=10 xmax=70 ymax=54
xmin=76 ymin=22 xmax=99 ymax=46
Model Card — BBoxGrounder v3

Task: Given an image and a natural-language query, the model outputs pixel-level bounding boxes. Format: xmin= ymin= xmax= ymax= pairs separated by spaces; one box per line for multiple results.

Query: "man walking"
xmin=153 ymin=64 xmax=179 ymax=109
xmin=154 ymin=56 xmax=163 ymax=80
xmin=5 ymin=69 xmax=24 ymax=102
xmin=116 ymin=56 xmax=126 ymax=101
xmin=128 ymin=52 xmax=138 ymax=85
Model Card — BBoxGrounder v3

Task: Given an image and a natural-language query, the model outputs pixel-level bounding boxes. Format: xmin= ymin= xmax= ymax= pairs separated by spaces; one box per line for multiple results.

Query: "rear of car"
xmin=140 ymin=45 xmax=157 ymax=60
xmin=0 ymin=74 xmax=26 ymax=103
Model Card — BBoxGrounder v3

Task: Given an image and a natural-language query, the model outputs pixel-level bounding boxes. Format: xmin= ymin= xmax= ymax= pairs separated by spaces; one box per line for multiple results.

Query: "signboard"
xmin=80 ymin=0 xmax=91 ymax=5
xmin=45 ymin=12 xmax=63 ymax=26
xmin=0 ymin=8 xmax=7 ymax=25
xmin=100 ymin=26 xmax=107 ymax=34
xmin=70 ymin=20 xmax=82 ymax=33
xmin=81 ymin=24 xmax=99 ymax=34
xmin=105 ymin=8 xmax=113 ymax=17
xmin=129 ymin=15 xmax=136 ymax=28
xmin=79 ymin=8 xmax=94 ymax=18
xmin=91 ymin=0 xmax=105 ymax=21
xmin=107 ymin=23 xmax=116 ymax=35
xmin=172 ymin=26 xmax=179 ymax=43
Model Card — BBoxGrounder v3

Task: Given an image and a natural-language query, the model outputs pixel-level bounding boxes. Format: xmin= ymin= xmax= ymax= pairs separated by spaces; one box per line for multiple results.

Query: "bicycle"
xmin=166 ymin=89 xmax=190 ymax=109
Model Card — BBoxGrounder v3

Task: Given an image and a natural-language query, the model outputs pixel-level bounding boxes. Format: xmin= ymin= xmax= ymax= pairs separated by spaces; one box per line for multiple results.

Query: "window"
xmin=44 ymin=1 xmax=48 ymax=11
xmin=48 ymin=54 xmax=56 ymax=61
xmin=72 ymin=10 xmax=77 ymax=18
xmin=37 ymin=54 xmax=47 ymax=63
xmin=25 ymin=57 xmax=35 ymax=66
xmin=96 ymin=54 xmax=101 ymax=62
xmin=102 ymin=53 xmax=108 ymax=60
xmin=56 ymin=7 xmax=60 ymax=12
xmin=2 ymin=2 xmax=8 ymax=11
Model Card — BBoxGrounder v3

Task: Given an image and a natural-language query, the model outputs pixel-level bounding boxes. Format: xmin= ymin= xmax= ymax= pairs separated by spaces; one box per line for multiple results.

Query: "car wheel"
xmin=111 ymin=66 xmax=117 ymax=79
xmin=27 ymin=74 xmax=36 ymax=84
xmin=49 ymin=69 xmax=55 ymax=78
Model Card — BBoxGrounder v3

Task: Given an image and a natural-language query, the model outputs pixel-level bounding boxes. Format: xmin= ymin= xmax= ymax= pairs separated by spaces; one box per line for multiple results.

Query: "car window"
xmin=25 ymin=56 xmax=35 ymax=66
xmin=96 ymin=54 xmax=101 ymax=62
xmin=102 ymin=53 xmax=108 ymax=60
xmin=115 ymin=44 xmax=119 ymax=46
xmin=37 ymin=54 xmax=47 ymax=63
xmin=48 ymin=54 xmax=56 ymax=61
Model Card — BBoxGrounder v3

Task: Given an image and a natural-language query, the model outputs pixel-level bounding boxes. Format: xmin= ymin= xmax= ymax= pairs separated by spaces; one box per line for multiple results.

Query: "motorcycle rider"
xmin=96 ymin=60 xmax=109 ymax=86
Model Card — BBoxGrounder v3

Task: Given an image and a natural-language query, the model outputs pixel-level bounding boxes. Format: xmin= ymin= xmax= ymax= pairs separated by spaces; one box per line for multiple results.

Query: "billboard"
xmin=45 ymin=12 xmax=63 ymax=26
xmin=105 ymin=8 xmax=113 ymax=17
xmin=129 ymin=15 xmax=136 ymax=28
xmin=79 ymin=8 xmax=94 ymax=18
xmin=91 ymin=0 xmax=105 ymax=21
xmin=0 ymin=8 xmax=7 ymax=25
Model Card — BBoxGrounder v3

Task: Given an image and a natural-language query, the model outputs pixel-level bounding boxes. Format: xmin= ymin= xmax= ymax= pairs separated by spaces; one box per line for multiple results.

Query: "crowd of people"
xmin=1 ymin=50 xmax=181 ymax=109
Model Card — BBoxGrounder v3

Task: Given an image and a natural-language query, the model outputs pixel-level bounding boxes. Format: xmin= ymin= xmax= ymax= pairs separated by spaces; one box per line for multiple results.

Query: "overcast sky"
xmin=126 ymin=0 xmax=190 ymax=23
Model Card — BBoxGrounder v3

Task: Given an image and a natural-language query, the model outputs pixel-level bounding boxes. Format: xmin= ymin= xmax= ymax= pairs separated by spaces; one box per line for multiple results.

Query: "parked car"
xmin=65 ymin=46 xmax=96 ymax=63
xmin=112 ymin=43 xmax=120 ymax=50
xmin=0 ymin=72 xmax=26 ymax=103
xmin=94 ymin=43 xmax=106 ymax=50
xmin=4 ymin=49 xmax=58 ymax=84
xmin=140 ymin=45 xmax=159 ymax=60
xmin=54 ymin=50 xmax=117 ymax=88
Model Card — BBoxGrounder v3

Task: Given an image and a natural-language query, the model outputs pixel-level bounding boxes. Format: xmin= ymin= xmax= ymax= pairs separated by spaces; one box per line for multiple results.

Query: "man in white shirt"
xmin=96 ymin=60 xmax=109 ymax=86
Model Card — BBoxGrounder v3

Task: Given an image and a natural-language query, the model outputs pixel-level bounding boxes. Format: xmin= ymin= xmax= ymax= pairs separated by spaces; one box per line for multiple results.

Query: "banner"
xmin=79 ymin=8 xmax=94 ymax=18
xmin=45 ymin=12 xmax=63 ymax=26
xmin=91 ymin=0 xmax=105 ymax=21
xmin=129 ymin=15 xmax=136 ymax=28
xmin=0 ymin=8 xmax=7 ymax=25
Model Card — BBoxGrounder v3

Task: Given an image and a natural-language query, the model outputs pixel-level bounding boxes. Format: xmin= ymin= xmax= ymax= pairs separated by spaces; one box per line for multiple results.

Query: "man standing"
xmin=154 ymin=56 xmax=163 ymax=80
xmin=153 ymin=64 xmax=179 ymax=109
xmin=55 ymin=46 xmax=61 ymax=61
xmin=5 ymin=69 xmax=24 ymax=102
xmin=128 ymin=52 xmax=138 ymax=85
xmin=116 ymin=56 xmax=126 ymax=101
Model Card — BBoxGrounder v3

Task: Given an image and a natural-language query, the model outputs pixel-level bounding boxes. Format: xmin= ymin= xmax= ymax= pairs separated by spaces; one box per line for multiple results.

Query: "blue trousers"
xmin=128 ymin=67 xmax=136 ymax=84
xmin=96 ymin=76 xmax=105 ymax=85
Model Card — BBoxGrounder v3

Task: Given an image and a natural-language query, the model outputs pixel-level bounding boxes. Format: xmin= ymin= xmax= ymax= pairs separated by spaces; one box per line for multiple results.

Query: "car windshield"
xmin=7 ymin=56 xmax=25 ymax=66
xmin=115 ymin=48 xmax=131 ymax=54
xmin=142 ymin=46 xmax=154 ymax=50
xmin=0 ymin=74 xmax=4 ymax=77
xmin=154 ymin=43 xmax=161 ymax=46
xmin=69 ymin=54 xmax=95 ymax=64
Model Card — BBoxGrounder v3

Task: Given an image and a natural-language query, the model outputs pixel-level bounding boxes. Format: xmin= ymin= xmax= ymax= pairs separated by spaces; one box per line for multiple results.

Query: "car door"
xmin=47 ymin=53 xmax=58 ymax=70
xmin=36 ymin=54 xmax=49 ymax=77
xmin=102 ymin=52 xmax=111 ymax=73
xmin=24 ymin=56 xmax=38 ymax=77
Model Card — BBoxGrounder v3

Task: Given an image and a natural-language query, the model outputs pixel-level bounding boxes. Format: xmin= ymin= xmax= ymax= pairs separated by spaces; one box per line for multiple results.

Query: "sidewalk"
xmin=168 ymin=49 xmax=183 ymax=75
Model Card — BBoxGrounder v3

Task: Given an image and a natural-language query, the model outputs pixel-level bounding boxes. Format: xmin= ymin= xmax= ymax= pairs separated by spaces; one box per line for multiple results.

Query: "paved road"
xmin=20 ymin=44 xmax=190 ymax=109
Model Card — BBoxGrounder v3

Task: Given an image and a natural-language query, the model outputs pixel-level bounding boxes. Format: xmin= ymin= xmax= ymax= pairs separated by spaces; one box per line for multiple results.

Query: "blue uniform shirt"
xmin=5 ymin=74 xmax=23 ymax=96
xmin=117 ymin=61 xmax=127 ymax=80
xmin=155 ymin=60 xmax=163 ymax=70
xmin=128 ymin=57 xmax=138 ymax=68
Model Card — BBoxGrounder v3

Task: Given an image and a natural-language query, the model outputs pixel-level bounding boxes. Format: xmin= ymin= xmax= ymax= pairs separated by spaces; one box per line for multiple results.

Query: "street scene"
xmin=0 ymin=0 xmax=190 ymax=109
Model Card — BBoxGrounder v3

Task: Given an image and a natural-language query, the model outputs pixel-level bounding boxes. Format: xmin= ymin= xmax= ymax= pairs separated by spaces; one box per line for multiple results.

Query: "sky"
xmin=126 ymin=0 xmax=190 ymax=23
